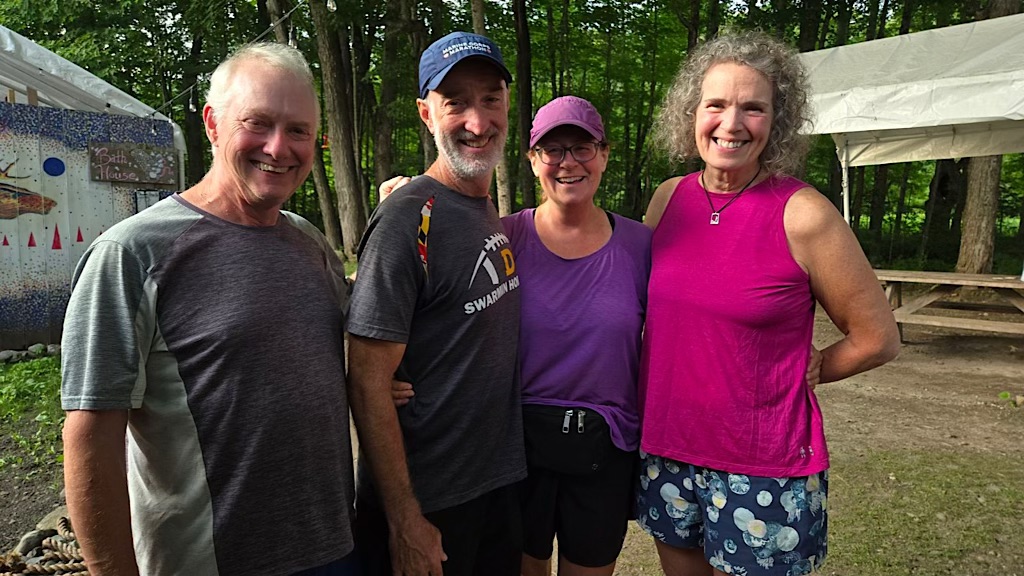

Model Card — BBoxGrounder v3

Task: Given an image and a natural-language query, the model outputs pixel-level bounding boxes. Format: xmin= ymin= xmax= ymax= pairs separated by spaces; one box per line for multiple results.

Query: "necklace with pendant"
xmin=702 ymin=166 xmax=761 ymax=225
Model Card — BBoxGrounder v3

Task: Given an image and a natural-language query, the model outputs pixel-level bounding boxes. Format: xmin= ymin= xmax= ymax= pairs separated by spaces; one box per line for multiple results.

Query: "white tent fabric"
xmin=0 ymin=24 xmax=186 ymax=172
xmin=799 ymin=13 xmax=1024 ymax=221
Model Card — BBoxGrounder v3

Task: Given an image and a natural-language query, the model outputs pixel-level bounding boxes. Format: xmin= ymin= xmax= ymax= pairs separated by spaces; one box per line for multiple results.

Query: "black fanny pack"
xmin=522 ymin=404 xmax=613 ymax=475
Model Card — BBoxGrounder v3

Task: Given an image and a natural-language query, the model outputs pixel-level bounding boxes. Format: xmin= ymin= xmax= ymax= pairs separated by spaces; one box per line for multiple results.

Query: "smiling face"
xmin=695 ymin=61 xmax=774 ymax=181
xmin=530 ymin=125 xmax=608 ymax=208
xmin=418 ymin=58 xmax=509 ymax=189
xmin=205 ymin=59 xmax=317 ymax=213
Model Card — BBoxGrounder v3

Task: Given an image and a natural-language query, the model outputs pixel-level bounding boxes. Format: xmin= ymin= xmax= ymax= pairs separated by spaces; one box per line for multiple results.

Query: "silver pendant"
xmin=710 ymin=212 xmax=720 ymax=225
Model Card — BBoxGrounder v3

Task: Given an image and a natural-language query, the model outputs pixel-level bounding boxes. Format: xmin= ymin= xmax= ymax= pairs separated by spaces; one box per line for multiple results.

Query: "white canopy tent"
xmin=0 ymin=24 xmax=186 ymax=183
xmin=799 ymin=13 xmax=1024 ymax=222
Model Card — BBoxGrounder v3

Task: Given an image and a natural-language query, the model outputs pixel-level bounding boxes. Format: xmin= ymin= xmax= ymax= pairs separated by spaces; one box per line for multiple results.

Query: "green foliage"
xmin=998 ymin=391 xmax=1022 ymax=408
xmin=4 ymin=0 xmax=1022 ymax=268
xmin=0 ymin=358 xmax=64 ymax=473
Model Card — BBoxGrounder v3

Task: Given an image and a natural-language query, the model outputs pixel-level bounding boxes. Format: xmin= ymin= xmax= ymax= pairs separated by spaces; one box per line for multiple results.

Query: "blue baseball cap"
xmin=418 ymin=32 xmax=513 ymax=98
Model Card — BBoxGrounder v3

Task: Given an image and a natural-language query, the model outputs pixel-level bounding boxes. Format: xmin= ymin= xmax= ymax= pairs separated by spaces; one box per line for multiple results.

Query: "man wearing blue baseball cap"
xmin=347 ymin=31 xmax=526 ymax=576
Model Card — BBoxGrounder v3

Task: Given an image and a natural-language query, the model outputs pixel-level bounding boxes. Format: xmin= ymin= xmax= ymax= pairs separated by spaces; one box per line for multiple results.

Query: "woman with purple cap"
xmin=384 ymin=95 xmax=649 ymax=575
xmin=503 ymin=95 xmax=651 ymax=576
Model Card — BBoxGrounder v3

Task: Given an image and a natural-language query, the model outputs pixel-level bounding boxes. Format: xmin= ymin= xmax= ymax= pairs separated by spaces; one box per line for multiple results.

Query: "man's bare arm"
xmin=63 ymin=409 xmax=139 ymax=576
xmin=347 ymin=334 xmax=445 ymax=575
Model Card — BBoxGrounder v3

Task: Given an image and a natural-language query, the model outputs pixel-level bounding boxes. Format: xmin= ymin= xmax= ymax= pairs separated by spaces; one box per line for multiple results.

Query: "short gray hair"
xmin=206 ymin=42 xmax=319 ymax=122
xmin=653 ymin=31 xmax=811 ymax=176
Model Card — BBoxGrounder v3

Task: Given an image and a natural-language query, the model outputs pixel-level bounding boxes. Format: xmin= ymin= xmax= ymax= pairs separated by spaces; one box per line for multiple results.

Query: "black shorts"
xmin=519 ymin=441 xmax=638 ymax=567
xmin=354 ymin=481 xmax=522 ymax=576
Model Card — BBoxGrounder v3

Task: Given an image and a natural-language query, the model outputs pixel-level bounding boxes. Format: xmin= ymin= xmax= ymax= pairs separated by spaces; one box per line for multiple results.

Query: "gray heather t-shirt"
xmin=348 ymin=176 xmax=526 ymax=513
xmin=61 ymin=195 xmax=355 ymax=576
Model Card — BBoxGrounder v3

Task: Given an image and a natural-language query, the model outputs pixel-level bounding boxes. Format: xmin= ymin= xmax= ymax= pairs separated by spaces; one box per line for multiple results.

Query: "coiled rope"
xmin=0 ymin=517 xmax=87 ymax=576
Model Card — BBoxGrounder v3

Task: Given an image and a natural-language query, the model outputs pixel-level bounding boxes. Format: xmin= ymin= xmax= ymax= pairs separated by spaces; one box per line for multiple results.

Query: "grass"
xmin=614 ymin=448 xmax=1024 ymax=576
xmin=0 ymin=357 xmax=64 ymax=474
xmin=823 ymin=450 xmax=1023 ymax=575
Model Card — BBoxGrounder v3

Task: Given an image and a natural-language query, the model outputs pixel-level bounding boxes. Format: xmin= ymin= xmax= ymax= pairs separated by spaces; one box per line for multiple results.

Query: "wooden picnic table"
xmin=874 ymin=269 xmax=1024 ymax=338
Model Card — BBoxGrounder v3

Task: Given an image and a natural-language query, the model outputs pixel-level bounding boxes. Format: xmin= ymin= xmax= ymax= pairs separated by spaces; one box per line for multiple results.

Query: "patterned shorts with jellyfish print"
xmin=635 ymin=451 xmax=828 ymax=576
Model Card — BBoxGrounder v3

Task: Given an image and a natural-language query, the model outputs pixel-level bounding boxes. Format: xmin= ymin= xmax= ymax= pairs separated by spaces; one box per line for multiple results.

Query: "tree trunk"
xmin=669 ymin=0 xmax=699 ymax=50
xmin=514 ymin=0 xmax=535 ymax=208
xmin=470 ymin=0 xmax=485 ymax=34
xmin=309 ymin=1 xmax=367 ymax=261
xmin=547 ymin=3 xmax=557 ymax=97
xmin=312 ymin=151 xmax=342 ymax=249
xmin=425 ymin=0 xmax=445 ymax=35
xmin=374 ymin=0 xmax=403 ymax=194
xmin=182 ymin=34 xmax=206 ymax=186
xmin=851 ymin=166 xmax=865 ymax=233
xmin=954 ymin=0 xmax=1022 ymax=271
xmin=866 ymin=0 xmax=880 ymax=40
xmin=772 ymin=0 xmax=789 ymax=38
xmin=624 ymin=36 xmax=658 ymax=220
xmin=827 ymin=154 xmax=842 ymax=207
xmin=919 ymin=159 xmax=966 ymax=260
xmin=266 ymin=0 xmax=292 ymax=43
xmin=350 ymin=19 xmax=375 ymax=203
xmin=559 ymin=0 xmax=570 ymax=93
xmin=817 ymin=0 xmax=832 ymax=48
xmin=410 ymin=7 xmax=437 ymax=169
xmin=1017 ymin=188 xmax=1024 ymax=243
xmin=900 ymin=0 xmax=915 ymax=34
xmin=868 ymin=164 xmax=889 ymax=248
xmin=495 ymin=162 xmax=512 ymax=215
xmin=798 ymin=0 xmax=822 ymax=52
xmin=256 ymin=0 xmax=271 ymax=32
xmin=876 ymin=0 xmax=891 ymax=39
xmin=708 ymin=0 xmax=721 ymax=39
xmin=983 ymin=0 xmax=1018 ymax=19
xmin=956 ymin=156 xmax=1002 ymax=273
xmin=835 ymin=0 xmax=852 ymax=46
xmin=888 ymin=163 xmax=911 ymax=261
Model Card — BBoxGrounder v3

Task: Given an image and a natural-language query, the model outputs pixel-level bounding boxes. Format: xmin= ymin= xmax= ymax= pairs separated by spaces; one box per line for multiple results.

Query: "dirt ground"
xmin=0 ymin=428 xmax=63 ymax=552
xmin=812 ymin=310 xmax=1022 ymax=459
xmin=2 ymin=310 xmax=1022 ymax=560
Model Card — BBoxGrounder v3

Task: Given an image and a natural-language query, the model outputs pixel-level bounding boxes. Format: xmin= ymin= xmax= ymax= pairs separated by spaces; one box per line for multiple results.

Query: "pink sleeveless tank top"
xmin=639 ymin=172 xmax=829 ymax=477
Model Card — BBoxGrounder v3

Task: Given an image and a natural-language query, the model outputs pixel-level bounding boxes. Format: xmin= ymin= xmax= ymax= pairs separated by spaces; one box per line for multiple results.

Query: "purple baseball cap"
xmin=418 ymin=32 xmax=513 ymax=98
xmin=529 ymin=96 xmax=606 ymax=148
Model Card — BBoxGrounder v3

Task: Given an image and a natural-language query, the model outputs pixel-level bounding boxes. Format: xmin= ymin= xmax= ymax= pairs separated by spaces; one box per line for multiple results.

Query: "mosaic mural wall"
xmin=0 ymin=102 xmax=177 ymax=349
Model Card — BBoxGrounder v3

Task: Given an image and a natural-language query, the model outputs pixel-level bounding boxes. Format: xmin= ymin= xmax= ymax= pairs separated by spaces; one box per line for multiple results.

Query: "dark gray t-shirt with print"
xmin=348 ymin=175 xmax=526 ymax=513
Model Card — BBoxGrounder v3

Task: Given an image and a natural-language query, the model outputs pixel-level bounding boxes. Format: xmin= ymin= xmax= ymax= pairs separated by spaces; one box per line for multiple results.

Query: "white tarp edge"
xmin=834 ymin=120 xmax=1024 ymax=167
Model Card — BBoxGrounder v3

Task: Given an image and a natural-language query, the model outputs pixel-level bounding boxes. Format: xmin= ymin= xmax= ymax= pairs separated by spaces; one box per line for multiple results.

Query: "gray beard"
xmin=435 ymin=129 xmax=506 ymax=181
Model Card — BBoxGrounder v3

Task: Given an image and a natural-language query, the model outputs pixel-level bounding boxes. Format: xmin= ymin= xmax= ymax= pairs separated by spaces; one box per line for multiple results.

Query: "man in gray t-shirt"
xmin=347 ymin=32 xmax=526 ymax=576
xmin=61 ymin=44 xmax=358 ymax=576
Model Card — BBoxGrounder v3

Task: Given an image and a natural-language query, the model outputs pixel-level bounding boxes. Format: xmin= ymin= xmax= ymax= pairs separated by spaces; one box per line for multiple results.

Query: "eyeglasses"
xmin=532 ymin=142 xmax=603 ymax=165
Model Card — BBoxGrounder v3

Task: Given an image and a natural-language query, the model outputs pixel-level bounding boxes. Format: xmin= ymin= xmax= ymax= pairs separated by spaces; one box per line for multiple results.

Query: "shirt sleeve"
xmin=346 ymin=193 xmax=426 ymax=343
xmin=61 ymin=240 xmax=154 ymax=410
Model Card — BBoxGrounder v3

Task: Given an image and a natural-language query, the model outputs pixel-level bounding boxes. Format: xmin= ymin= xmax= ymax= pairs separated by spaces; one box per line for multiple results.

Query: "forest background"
xmin=3 ymin=0 xmax=1022 ymax=274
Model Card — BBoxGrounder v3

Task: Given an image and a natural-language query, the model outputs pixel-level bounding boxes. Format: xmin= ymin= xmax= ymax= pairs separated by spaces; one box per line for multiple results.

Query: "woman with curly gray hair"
xmin=636 ymin=32 xmax=899 ymax=576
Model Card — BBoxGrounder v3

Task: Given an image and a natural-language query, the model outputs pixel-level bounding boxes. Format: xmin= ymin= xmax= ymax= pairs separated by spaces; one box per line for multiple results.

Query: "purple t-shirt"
xmin=503 ymin=209 xmax=651 ymax=451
